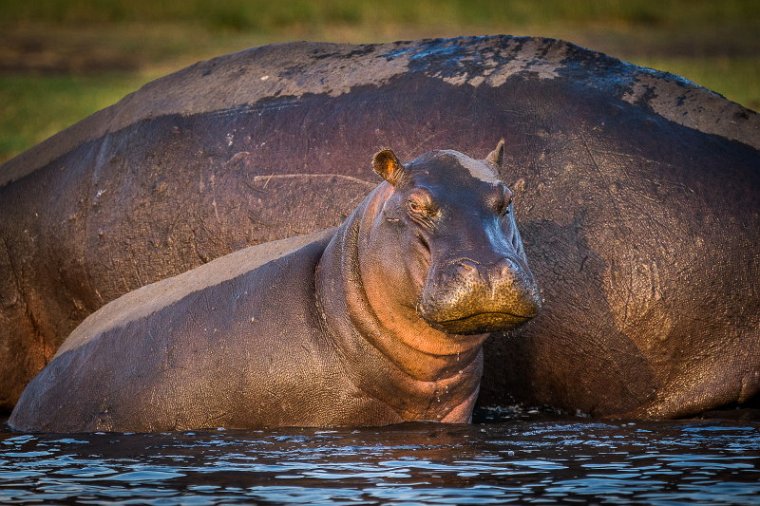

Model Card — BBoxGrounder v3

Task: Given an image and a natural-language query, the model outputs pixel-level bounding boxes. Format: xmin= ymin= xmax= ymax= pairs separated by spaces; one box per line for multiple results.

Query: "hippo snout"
xmin=419 ymin=256 xmax=541 ymax=335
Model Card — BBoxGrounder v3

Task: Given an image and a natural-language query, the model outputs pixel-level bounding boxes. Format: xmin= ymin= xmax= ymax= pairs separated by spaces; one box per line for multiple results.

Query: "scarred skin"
xmin=1 ymin=36 xmax=758 ymax=418
xmin=9 ymin=146 xmax=540 ymax=432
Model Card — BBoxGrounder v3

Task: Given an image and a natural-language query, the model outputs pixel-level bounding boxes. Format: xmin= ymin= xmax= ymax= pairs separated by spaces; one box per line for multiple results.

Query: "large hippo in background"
xmin=0 ymin=35 xmax=758 ymax=418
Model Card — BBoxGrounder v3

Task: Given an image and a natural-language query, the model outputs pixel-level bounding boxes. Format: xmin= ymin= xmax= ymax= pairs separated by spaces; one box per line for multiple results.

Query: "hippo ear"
xmin=372 ymin=149 xmax=406 ymax=186
xmin=486 ymin=139 xmax=505 ymax=167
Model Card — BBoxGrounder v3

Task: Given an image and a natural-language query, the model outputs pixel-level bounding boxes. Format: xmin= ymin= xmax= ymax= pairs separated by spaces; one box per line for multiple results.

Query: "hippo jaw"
xmin=429 ymin=312 xmax=533 ymax=334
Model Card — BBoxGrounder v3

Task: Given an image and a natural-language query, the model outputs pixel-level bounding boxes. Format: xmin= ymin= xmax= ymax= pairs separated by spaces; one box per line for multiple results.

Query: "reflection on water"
xmin=0 ymin=413 xmax=758 ymax=505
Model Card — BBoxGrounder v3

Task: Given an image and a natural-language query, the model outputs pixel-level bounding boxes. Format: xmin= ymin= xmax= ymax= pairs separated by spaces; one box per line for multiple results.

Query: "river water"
xmin=1 ymin=409 xmax=758 ymax=505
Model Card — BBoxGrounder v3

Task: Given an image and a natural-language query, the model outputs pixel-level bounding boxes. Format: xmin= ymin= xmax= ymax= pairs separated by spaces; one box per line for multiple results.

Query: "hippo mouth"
xmin=427 ymin=311 xmax=534 ymax=335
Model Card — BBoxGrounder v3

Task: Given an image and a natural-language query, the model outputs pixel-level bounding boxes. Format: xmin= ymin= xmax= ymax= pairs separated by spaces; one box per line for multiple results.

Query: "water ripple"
xmin=0 ymin=419 xmax=756 ymax=504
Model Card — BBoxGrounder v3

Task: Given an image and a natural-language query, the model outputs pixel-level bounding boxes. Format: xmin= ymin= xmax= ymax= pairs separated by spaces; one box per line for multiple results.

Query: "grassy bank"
xmin=1 ymin=0 xmax=758 ymax=163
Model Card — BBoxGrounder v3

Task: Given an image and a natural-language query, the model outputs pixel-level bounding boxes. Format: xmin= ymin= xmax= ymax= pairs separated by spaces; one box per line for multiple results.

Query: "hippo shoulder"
xmin=57 ymin=228 xmax=335 ymax=356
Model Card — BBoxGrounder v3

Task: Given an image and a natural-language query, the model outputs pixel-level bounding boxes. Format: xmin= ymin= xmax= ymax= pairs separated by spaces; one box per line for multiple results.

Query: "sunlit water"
xmin=1 ymin=410 xmax=758 ymax=505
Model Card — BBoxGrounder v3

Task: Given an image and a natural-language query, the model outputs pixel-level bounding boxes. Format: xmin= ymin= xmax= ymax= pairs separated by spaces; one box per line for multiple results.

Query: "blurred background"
xmin=1 ymin=0 xmax=758 ymax=164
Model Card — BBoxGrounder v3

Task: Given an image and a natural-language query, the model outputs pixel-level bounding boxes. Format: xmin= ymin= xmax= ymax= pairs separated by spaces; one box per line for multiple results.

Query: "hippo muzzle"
xmin=420 ymin=251 xmax=541 ymax=335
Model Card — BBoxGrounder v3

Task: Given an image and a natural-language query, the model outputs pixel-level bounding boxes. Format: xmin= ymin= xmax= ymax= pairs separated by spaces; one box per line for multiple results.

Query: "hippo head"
xmin=371 ymin=141 xmax=541 ymax=335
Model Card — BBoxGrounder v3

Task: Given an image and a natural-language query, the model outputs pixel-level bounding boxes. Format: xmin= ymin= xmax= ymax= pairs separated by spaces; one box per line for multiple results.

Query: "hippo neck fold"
xmin=315 ymin=184 xmax=484 ymax=422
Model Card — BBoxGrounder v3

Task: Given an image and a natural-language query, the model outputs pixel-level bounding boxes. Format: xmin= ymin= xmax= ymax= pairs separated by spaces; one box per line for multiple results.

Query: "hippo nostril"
xmin=452 ymin=259 xmax=479 ymax=278
xmin=497 ymin=258 xmax=519 ymax=278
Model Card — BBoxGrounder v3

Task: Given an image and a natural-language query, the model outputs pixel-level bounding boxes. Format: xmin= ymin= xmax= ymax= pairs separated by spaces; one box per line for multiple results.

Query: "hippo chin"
xmin=9 ymin=143 xmax=539 ymax=433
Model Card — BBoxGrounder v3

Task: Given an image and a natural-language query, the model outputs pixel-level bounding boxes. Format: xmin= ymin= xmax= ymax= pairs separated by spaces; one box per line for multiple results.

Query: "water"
xmin=1 ymin=412 xmax=758 ymax=505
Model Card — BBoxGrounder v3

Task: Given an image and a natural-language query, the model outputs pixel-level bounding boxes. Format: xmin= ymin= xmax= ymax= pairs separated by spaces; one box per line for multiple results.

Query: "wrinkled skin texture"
xmin=1 ymin=35 xmax=758 ymax=417
xmin=9 ymin=148 xmax=539 ymax=432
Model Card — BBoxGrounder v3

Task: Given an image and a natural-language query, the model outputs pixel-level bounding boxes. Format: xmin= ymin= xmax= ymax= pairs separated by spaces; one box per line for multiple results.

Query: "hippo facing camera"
xmin=10 ymin=143 xmax=540 ymax=433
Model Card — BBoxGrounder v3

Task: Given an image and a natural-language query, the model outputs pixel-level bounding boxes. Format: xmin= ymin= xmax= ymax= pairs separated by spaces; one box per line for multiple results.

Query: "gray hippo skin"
xmin=9 ymin=146 xmax=540 ymax=432
xmin=1 ymin=35 xmax=758 ymax=418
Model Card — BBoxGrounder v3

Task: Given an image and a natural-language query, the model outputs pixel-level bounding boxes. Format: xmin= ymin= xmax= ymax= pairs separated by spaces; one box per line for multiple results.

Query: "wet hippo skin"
xmin=1 ymin=35 xmax=758 ymax=418
xmin=9 ymin=146 xmax=541 ymax=432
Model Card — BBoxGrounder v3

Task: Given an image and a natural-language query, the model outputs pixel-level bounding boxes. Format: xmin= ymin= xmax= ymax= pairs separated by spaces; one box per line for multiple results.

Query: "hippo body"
xmin=1 ymin=35 xmax=758 ymax=418
xmin=10 ymin=148 xmax=540 ymax=432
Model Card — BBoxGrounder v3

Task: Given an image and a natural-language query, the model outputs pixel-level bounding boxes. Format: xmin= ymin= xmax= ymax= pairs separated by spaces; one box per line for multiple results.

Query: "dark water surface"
xmin=1 ymin=413 xmax=758 ymax=505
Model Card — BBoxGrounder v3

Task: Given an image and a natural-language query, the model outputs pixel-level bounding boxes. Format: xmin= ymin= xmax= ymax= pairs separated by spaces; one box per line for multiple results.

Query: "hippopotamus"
xmin=1 ymin=35 xmax=758 ymax=418
xmin=9 ymin=145 xmax=540 ymax=432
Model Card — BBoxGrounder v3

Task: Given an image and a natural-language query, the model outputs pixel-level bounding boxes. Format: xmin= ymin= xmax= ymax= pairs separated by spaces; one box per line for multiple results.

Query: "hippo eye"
xmin=408 ymin=199 xmax=436 ymax=218
xmin=408 ymin=201 xmax=424 ymax=213
xmin=406 ymin=190 xmax=437 ymax=218
xmin=494 ymin=186 xmax=513 ymax=216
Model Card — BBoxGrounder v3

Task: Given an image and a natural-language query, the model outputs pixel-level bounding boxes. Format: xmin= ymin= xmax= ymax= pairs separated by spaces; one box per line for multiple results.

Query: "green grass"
xmin=2 ymin=0 xmax=757 ymax=32
xmin=0 ymin=0 xmax=758 ymax=163
xmin=0 ymin=73 xmax=151 ymax=160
